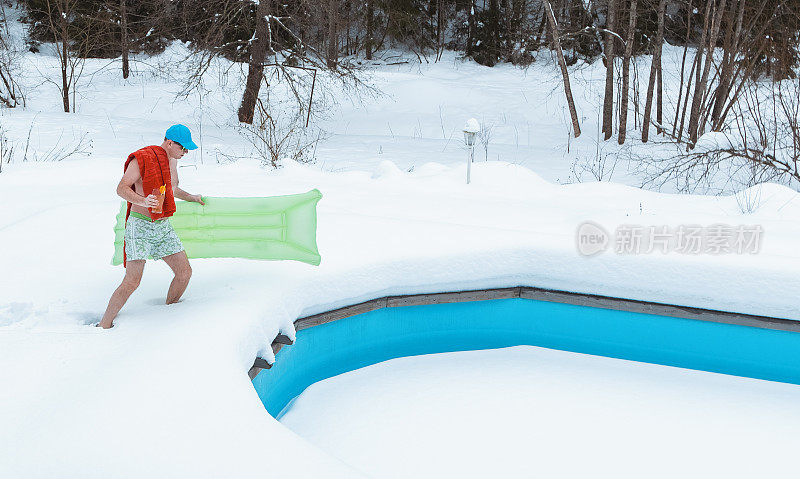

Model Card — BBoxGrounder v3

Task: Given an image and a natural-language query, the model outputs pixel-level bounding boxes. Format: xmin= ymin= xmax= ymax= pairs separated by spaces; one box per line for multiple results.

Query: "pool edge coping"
xmin=249 ymin=286 xmax=800 ymax=379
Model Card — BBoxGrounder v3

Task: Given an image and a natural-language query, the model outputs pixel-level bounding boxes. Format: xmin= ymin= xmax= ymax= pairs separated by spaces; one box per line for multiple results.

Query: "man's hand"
xmin=143 ymin=194 xmax=159 ymax=208
xmin=190 ymin=194 xmax=205 ymax=205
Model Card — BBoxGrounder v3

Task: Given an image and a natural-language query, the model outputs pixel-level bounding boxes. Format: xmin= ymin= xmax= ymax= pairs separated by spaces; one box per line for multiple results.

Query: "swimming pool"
xmin=252 ymin=289 xmax=800 ymax=418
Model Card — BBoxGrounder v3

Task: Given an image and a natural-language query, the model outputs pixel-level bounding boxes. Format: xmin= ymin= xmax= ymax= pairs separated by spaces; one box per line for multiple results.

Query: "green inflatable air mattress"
xmin=112 ymin=189 xmax=321 ymax=266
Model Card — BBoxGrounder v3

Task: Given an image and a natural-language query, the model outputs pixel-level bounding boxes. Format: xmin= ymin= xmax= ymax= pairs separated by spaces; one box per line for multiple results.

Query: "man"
xmin=99 ymin=124 xmax=205 ymax=329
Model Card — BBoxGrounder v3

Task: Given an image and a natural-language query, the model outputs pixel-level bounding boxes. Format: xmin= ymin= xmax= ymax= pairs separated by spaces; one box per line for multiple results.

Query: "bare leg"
xmin=99 ymin=260 xmax=145 ymax=329
xmin=162 ymin=251 xmax=192 ymax=304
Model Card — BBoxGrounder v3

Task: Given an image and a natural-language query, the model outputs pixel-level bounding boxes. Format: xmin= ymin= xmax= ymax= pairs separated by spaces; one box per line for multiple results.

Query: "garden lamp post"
xmin=463 ymin=118 xmax=479 ymax=184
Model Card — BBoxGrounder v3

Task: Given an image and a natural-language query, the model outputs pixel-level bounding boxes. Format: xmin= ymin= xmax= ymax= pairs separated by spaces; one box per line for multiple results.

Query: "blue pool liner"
xmin=253 ymin=298 xmax=800 ymax=417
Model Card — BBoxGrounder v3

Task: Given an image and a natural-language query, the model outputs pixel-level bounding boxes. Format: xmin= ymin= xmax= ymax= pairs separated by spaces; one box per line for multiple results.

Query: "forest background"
xmin=1 ymin=0 xmax=799 ymax=193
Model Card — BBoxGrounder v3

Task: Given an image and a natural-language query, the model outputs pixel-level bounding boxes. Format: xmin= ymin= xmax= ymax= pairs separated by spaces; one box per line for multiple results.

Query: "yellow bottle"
xmin=151 ymin=185 xmax=166 ymax=214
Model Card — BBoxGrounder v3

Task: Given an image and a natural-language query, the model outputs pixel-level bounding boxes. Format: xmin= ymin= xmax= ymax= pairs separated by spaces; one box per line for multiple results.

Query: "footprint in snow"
xmin=0 ymin=302 xmax=35 ymax=327
xmin=76 ymin=312 xmax=102 ymax=327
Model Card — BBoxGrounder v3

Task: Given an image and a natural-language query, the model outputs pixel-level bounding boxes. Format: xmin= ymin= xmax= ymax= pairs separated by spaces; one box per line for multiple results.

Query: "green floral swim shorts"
xmin=124 ymin=212 xmax=185 ymax=262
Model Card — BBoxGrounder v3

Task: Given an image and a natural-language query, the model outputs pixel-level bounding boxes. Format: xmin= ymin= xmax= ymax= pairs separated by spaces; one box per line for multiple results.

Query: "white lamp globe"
xmin=463 ymin=118 xmax=480 ymax=147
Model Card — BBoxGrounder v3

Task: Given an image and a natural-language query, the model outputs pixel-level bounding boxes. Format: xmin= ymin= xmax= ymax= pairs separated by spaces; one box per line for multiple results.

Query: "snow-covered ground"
xmin=2 ymin=154 xmax=799 ymax=477
xmin=281 ymin=346 xmax=800 ymax=478
xmin=1 ymin=21 xmax=800 ymax=478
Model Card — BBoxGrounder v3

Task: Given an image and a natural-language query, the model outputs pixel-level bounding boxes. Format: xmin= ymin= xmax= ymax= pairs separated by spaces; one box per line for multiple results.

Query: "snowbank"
xmin=1 ymin=155 xmax=799 ymax=477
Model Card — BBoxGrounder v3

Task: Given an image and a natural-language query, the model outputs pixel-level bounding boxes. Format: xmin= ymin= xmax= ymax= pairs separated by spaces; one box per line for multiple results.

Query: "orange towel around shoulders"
xmin=122 ymin=145 xmax=176 ymax=266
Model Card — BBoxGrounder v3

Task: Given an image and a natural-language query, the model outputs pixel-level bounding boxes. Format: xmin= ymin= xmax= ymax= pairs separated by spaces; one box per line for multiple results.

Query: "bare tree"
xmin=238 ymin=0 xmax=272 ymax=124
xmin=120 ymin=0 xmax=129 ymax=79
xmin=602 ymin=0 xmax=617 ymax=139
xmin=326 ymin=0 xmax=339 ymax=68
xmin=478 ymin=120 xmax=494 ymax=161
xmin=33 ymin=0 xmax=94 ymax=112
xmin=638 ymin=77 xmax=800 ymax=194
xmin=170 ymin=0 xmax=249 ymax=100
xmin=617 ymin=0 xmax=637 ymax=144
xmin=238 ymin=80 xmax=327 ymax=169
xmin=0 ymin=2 xmax=23 ymax=108
xmin=0 ymin=121 xmax=13 ymax=172
xmin=642 ymin=0 xmax=665 ymax=142
xmin=671 ymin=0 xmax=693 ymax=140
xmin=436 ymin=0 xmax=445 ymax=61
xmin=656 ymin=44 xmax=663 ymax=134
xmin=167 ymin=0 xmax=361 ymax=127
xmin=544 ymin=0 xmax=581 ymax=137
xmin=365 ymin=0 xmax=375 ymax=60
xmin=710 ymin=0 xmax=772 ymax=131
xmin=687 ymin=0 xmax=728 ymax=146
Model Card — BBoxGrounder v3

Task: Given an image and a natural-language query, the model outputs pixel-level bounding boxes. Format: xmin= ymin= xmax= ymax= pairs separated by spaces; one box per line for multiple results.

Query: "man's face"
xmin=167 ymin=140 xmax=188 ymax=160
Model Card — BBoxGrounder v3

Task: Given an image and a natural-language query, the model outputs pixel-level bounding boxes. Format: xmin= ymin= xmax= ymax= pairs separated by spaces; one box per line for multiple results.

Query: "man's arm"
xmin=170 ymin=160 xmax=205 ymax=205
xmin=174 ymin=186 xmax=204 ymax=204
xmin=118 ymin=160 xmax=158 ymax=208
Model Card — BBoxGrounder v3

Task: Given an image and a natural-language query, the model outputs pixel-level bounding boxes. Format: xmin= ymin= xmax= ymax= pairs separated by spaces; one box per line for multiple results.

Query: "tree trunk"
xmin=642 ymin=0 xmax=665 ymax=142
xmin=327 ymin=0 xmax=338 ymax=68
xmin=656 ymin=57 xmax=662 ymax=133
xmin=602 ymin=0 xmax=617 ymax=140
xmin=503 ymin=0 xmax=512 ymax=56
xmin=61 ymin=18 xmax=70 ymax=113
xmin=695 ymin=0 xmax=728 ymax=139
xmin=677 ymin=56 xmax=697 ymax=143
xmin=708 ymin=0 xmax=736 ymax=123
xmin=685 ymin=0 xmax=712 ymax=142
xmin=467 ymin=0 xmax=476 ymax=56
xmin=488 ymin=0 xmax=500 ymax=61
xmin=618 ymin=0 xmax=638 ymax=144
xmin=365 ymin=0 xmax=374 ymax=60
xmin=436 ymin=0 xmax=444 ymax=60
xmin=714 ymin=2 xmax=772 ymax=128
xmin=237 ymin=0 xmax=271 ymax=124
xmin=688 ymin=0 xmax=727 ymax=146
xmin=534 ymin=5 xmax=547 ymax=48
xmin=120 ymin=0 xmax=129 ymax=79
xmin=544 ymin=0 xmax=581 ymax=137
xmin=672 ymin=0 xmax=693 ymax=138
xmin=345 ymin=4 xmax=351 ymax=56
xmin=711 ymin=0 xmax=744 ymax=129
